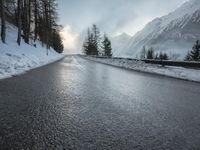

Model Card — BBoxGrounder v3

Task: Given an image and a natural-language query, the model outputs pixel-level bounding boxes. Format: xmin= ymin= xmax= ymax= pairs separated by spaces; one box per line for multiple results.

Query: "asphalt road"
xmin=0 ymin=55 xmax=200 ymax=150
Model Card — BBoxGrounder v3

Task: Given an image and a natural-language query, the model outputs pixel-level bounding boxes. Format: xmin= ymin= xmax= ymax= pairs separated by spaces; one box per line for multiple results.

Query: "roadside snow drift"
xmin=0 ymin=23 xmax=64 ymax=80
xmin=86 ymin=56 xmax=200 ymax=82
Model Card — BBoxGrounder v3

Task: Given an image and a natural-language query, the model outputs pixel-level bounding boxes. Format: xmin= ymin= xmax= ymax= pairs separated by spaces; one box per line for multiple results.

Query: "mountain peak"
xmin=121 ymin=32 xmax=130 ymax=36
xmin=114 ymin=32 xmax=131 ymax=39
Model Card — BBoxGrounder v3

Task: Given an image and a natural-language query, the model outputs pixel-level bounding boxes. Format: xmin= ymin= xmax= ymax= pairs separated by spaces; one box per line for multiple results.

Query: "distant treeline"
xmin=0 ymin=0 xmax=63 ymax=53
xmin=83 ymin=24 xmax=112 ymax=57
xmin=140 ymin=40 xmax=200 ymax=62
xmin=140 ymin=46 xmax=169 ymax=61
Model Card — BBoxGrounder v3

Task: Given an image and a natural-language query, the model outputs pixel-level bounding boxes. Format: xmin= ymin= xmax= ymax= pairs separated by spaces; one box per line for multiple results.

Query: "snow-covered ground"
xmin=85 ymin=56 xmax=200 ymax=82
xmin=0 ymin=23 xmax=64 ymax=80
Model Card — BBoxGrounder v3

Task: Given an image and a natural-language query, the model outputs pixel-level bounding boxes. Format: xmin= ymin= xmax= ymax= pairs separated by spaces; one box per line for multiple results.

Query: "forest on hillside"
xmin=0 ymin=0 xmax=63 ymax=53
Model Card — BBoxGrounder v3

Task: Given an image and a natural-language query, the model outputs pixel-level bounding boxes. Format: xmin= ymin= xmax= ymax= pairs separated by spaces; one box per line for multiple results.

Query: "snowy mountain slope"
xmin=120 ymin=0 xmax=200 ymax=59
xmin=0 ymin=23 xmax=64 ymax=80
xmin=111 ymin=33 xmax=132 ymax=56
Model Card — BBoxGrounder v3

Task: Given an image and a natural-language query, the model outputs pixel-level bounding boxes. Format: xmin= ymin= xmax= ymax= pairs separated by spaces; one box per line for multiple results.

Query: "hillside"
xmin=118 ymin=0 xmax=200 ymax=59
xmin=111 ymin=33 xmax=132 ymax=56
xmin=0 ymin=23 xmax=64 ymax=79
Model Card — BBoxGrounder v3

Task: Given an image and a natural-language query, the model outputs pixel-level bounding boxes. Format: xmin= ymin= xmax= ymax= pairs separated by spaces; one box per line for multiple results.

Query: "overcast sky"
xmin=58 ymin=0 xmax=188 ymax=53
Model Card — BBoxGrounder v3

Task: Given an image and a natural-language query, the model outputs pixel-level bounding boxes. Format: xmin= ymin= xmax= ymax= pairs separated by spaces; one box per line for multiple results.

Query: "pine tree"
xmin=140 ymin=46 xmax=146 ymax=59
xmin=185 ymin=51 xmax=191 ymax=61
xmin=163 ymin=53 xmax=169 ymax=60
xmin=159 ymin=52 xmax=164 ymax=60
xmin=102 ymin=34 xmax=112 ymax=57
xmin=155 ymin=53 xmax=159 ymax=60
xmin=146 ymin=48 xmax=154 ymax=59
xmin=51 ymin=29 xmax=64 ymax=53
xmin=158 ymin=52 xmax=168 ymax=60
xmin=91 ymin=24 xmax=100 ymax=55
xmin=83 ymin=28 xmax=93 ymax=55
xmin=189 ymin=40 xmax=200 ymax=61
xmin=83 ymin=41 xmax=88 ymax=55
xmin=83 ymin=25 xmax=101 ymax=56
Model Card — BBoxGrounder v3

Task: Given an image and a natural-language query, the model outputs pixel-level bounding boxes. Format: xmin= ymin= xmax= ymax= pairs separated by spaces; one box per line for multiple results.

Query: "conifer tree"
xmin=146 ymin=48 xmax=154 ymax=59
xmin=158 ymin=52 xmax=169 ymax=60
xmin=102 ymin=34 xmax=112 ymax=57
xmin=185 ymin=51 xmax=191 ymax=61
xmin=83 ymin=28 xmax=93 ymax=55
xmin=51 ymin=30 xmax=64 ymax=53
xmin=159 ymin=52 xmax=164 ymax=60
xmin=83 ymin=25 xmax=101 ymax=56
xmin=163 ymin=53 xmax=169 ymax=60
xmin=189 ymin=40 xmax=200 ymax=61
xmin=91 ymin=24 xmax=100 ymax=55
xmin=140 ymin=46 xmax=146 ymax=59
xmin=155 ymin=53 xmax=159 ymax=60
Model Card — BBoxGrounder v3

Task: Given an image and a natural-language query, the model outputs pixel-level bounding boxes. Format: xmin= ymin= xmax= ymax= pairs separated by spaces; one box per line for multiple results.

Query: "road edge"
xmin=82 ymin=56 xmax=200 ymax=84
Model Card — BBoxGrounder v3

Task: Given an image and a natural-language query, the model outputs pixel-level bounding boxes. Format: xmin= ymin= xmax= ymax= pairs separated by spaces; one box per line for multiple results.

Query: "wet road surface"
xmin=0 ymin=55 xmax=200 ymax=150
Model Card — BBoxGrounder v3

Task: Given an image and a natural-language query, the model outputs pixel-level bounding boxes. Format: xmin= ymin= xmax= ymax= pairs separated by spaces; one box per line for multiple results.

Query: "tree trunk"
xmin=1 ymin=0 xmax=6 ymax=43
xmin=27 ymin=0 xmax=31 ymax=43
xmin=34 ymin=0 xmax=38 ymax=42
xmin=23 ymin=0 xmax=30 ymax=44
xmin=17 ymin=0 xmax=22 ymax=45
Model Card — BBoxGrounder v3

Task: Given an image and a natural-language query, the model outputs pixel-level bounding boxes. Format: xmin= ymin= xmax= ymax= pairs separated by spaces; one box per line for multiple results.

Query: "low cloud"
xmin=60 ymin=25 xmax=81 ymax=54
xmin=58 ymin=0 xmax=188 ymax=51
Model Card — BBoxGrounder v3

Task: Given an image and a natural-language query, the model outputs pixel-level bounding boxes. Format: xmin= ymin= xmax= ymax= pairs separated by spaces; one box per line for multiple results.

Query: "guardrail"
xmin=142 ymin=59 xmax=200 ymax=68
xmin=85 ymin=55 xmax=200 ymax=68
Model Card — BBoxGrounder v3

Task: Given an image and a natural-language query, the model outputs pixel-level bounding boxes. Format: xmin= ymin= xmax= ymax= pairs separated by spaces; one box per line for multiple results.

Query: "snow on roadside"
xmin=85 ymin=56 xmax=200 ymax=82
xmin=0 ymin=23 xmax=64 ymax=80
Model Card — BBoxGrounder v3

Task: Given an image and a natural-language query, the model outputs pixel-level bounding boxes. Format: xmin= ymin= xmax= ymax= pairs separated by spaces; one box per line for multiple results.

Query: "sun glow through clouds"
xmin=60 ymin=25 xmax=81 ymax=54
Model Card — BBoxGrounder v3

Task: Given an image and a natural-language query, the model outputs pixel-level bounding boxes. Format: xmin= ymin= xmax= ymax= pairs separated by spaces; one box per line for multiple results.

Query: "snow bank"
xmin=0 ymin=23 xmax=64 ymax=80
xmin=85 ymin=56 xmax=200 ymax=82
